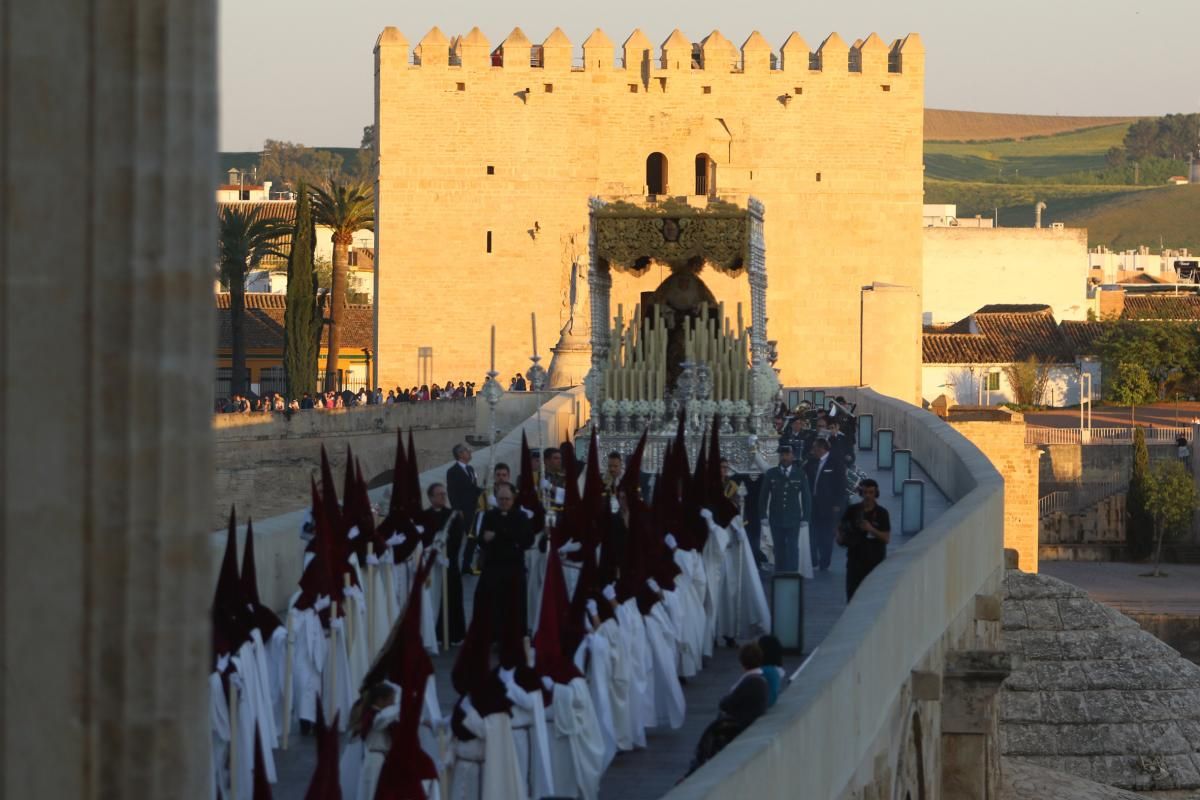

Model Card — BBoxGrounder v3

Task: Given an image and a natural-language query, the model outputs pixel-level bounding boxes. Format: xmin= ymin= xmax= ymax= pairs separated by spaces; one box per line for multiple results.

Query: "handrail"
xmin=1025 ymin=425 xmax=1193 ymax=446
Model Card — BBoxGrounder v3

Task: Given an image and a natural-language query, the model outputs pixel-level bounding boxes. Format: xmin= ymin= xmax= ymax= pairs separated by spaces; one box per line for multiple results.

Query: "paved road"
xmin=272 ymin=452 xmax=949 ymax=798
xmin=1041 ymin=561 xmax=1200 ymax=615
xmin=1026 ymin=401 xmax=1200 ymax=430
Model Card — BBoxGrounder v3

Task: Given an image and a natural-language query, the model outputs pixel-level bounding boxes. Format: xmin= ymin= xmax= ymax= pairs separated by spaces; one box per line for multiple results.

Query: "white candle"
xmin=531 ymin=312 xmax=538 ymax=356
xmin=490 ymin=325 xmax=496 ymax=372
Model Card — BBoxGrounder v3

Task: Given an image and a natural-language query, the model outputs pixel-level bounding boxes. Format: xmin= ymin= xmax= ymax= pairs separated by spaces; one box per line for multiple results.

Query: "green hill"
xmin=1056 ymin=185 xmax=1200 ymax=252
xmin=924 ymin=124 xmax=1128 ymax=181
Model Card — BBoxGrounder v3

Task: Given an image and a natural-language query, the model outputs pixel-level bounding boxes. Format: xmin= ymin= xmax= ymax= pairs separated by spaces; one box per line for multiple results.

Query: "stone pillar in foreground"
xmin=1 ymin=0 xmax=216 ymax=797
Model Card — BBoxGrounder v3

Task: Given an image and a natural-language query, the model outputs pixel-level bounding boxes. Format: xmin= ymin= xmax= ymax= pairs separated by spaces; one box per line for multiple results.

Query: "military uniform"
xmin=758 ymin=458 xmax=811 ymax=573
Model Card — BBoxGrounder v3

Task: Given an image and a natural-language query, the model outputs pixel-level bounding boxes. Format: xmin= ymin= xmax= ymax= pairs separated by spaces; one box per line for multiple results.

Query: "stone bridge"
xmin=212 ymin=400 xmax=477 ymax=529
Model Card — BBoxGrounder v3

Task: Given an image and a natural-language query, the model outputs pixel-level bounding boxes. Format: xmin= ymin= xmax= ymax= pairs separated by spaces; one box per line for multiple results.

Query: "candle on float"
xmin=737 ymin=302 xmax=745 ymax=340
xmin=531 ymin=312 xmax=538 ymax=357
xmin=490 ymin=325 xmax=496 ymax=372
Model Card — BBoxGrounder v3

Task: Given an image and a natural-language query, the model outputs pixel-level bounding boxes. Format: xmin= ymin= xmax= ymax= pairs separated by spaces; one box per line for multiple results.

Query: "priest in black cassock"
xmin=474 ymin=481 xmax=534 ymax=636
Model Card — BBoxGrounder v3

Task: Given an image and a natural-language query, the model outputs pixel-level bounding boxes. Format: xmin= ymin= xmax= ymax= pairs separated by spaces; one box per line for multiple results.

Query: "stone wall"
xmin=212 ymin=401 xmax=475 ymax=528
xmin=1 ymin=1 xmax=217 ymax=795
xmin=922 ymin=226 xmax=1090 ymax=324
xmin=374 ymin=28 xmax=925 ymax=399
xmin=667 ymin=387 xmax=1006 ymax=800
xmin=949 ymin=416 xmax=1041 ymax=573
xmin=1038 ymin=442 xmax=1178 ymax=483
xmin=1040 ymin=493 xmax=1127 ymax=561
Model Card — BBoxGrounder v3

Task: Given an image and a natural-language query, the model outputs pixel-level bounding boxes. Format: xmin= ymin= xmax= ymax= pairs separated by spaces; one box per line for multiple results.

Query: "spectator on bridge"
xmin=1178 ymin=436 xmax=1191 ymax=471
xmin=838 ymin=478 xmax=891 ymax=601
xmin=757 ymin=635 xmax=788 ymax=707
xmin=684 ymin=642 xmax=769 ymax=778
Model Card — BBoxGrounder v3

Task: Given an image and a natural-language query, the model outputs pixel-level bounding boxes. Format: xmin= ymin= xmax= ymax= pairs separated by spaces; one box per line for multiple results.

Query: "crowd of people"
xmin=210 ymin=398 xmax=895 ymax=800
xmin=216 ymin=381 xmax=480 ymax=414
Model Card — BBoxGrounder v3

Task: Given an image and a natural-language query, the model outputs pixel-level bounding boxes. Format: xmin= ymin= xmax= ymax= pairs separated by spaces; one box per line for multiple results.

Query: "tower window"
xmin=816 ymin=172 xmax=822 ymax=182
xmin=486 ymin=231 xmax=493 ymax=253
xmin=702 ymin=86 xmax=712 ymax=94
xmin=486 ymin=165 xmax=495 ymax=175
xmin=628 ymin=83 xmax=638 ymax=93
xmin=695 ymin=153 xmax=715 ymax=197
xmin=794 ymin=86 xmax=804 ymax=95
xmin=646 ymin=152 xmax=668 ymax=195
xmin=544 ymin=83 xmax=553 ymax=93
xmin=456 ymin=82 xmax=466 ymax=91
xmin=881 ymin=84 xmax=891 ymax=92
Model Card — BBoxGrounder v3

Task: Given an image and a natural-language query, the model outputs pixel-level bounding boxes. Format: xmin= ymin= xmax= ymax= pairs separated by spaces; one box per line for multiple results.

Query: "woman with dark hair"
xmin=758 ymin=634 xmax=788 ymax=707
xmin=683 ymin=643 xmax=769 ymax=778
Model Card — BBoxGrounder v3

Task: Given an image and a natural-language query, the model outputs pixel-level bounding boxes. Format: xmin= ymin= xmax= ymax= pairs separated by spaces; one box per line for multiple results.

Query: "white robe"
xmin=549 ymin=678 xmax=606 ymax=800
xmin=644 ymin=600 xmax=686 ymax=729
xmin=671 ymin=550 xmax=708 ymax=677
xmin=615 ymin=599 xmax=651 ymax=746
xmin=718 ymin=518 xmax=773 ymax=641
xmin=289 ymin=607 xmax=326 ymax=725
xmin=459 ymin=705 xmax=528 ymax=800
xmin=595 ymin=617 xmax=633 ymax=752
xmin=700 ymin=512 xmax=732 ymax=657
xmin=575 ymin=631 xmax=617 ymax=770
xmin=209 ymin=672 xmax=231 ymax=800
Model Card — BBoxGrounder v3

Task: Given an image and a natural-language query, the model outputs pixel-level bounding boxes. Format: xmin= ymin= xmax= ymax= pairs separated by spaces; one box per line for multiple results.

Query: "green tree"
xmin=311 ymin=181 xmax=375 ymax=391
xmin=283 ymin=182 xmax=322 ymax=401
xmin=1106 ymin=362 xmax=1157 ymax=406
xmin=1142 ymin=460 xmax=1200 ymax=577
xmin=1002 ymin=356 xmax=1049 ymax=406
xmin=1126 ymin=427 xmax=1155 ymax=560
xmin=259 ymin=140 xmax=347 ymax=192
xmin=218 ymin=206 xmax=290 ymax=397
xmin=1098 ymin=320 xmax=1199 ymax=400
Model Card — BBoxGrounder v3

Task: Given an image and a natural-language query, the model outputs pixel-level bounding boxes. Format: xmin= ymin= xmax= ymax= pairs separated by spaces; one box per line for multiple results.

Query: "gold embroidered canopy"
xmin=591 ymin=198 xmax=749 ymax=274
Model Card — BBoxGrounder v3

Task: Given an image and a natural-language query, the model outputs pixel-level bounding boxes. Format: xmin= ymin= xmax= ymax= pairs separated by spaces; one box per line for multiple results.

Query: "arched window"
xmin=646 ymin=152 xmax=668 ymax=195
xmin=695 ymin=153 xmax=715 ymax=196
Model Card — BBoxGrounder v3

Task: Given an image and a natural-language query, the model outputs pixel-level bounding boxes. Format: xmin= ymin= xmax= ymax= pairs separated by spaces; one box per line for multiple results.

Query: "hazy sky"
xmin=218 ymin=0 xmax=1200 ymax=151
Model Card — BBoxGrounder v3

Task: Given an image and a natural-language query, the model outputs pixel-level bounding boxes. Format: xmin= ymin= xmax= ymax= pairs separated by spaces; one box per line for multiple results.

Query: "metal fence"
xmin=1038 ymin=479 xmax=1127 ymax=518
xmin=1026 ymin=425 xmax=1193 ymax=446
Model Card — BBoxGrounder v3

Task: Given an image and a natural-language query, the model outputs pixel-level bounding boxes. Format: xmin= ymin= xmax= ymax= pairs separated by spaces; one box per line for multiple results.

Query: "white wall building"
xmin=922 ymin=305 xmax=1102 ymax=408
xmin=923 ymin=224 xmax=1090 ymax=325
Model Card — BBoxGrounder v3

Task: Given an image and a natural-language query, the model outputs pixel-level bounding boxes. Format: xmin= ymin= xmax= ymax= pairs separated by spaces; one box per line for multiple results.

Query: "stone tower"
xmin=374 ymin=26 xmax=925 ymax=402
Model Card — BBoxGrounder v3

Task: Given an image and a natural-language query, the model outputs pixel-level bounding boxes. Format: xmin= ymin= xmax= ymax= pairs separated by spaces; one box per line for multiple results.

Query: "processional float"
xmin=579 ymin=195 xmax=780 ymax=473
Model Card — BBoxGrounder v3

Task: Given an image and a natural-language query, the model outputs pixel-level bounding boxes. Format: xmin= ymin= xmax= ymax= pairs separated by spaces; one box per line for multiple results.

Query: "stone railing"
xmin=666 ymin=387 xmax=1006 ymax=800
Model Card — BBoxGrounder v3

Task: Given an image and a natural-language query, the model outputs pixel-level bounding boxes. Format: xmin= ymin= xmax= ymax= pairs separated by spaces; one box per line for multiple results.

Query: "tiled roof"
xmin=1058 ymin=320 xmax=1106 ymax=355
xmin=214 ymin=292 xmax=372 ymax=352
xmin=924 ymin=306 xmax=1073 ymax=364
xmin=217 ymin=200 xmax=297 ymax=223
xmin=1122 ymin=294 xmax=1200 ymax=320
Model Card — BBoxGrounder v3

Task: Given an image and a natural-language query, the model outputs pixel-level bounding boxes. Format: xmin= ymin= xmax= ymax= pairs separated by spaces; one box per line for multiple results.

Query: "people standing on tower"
xmin=805 ymin=438 xmax=846 ymax=572
xmin=838 ymin=478 xmax=891 ymax=601
xmin=758 ymin=444 xmax=811 ymax=573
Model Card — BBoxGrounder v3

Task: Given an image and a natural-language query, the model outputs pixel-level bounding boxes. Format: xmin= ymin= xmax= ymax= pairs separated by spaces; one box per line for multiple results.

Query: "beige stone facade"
xmin=950 ymin=416 xmax=1041 ymax=572
xmin=374 ymin=27 xmax=925 ymax=401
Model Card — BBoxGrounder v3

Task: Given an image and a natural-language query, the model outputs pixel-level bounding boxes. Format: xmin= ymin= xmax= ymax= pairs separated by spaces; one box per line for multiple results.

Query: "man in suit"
xmin=446 ymin=443 xmax=482 ymax=572
xmin=805 ymin=437 xmax=846 ymax=571
xmin=758 ymin=445 xmax=811 ymax=573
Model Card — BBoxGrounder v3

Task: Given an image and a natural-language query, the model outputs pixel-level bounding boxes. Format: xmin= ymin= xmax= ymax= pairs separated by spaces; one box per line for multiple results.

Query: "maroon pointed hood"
xmin=297 ymin=479 xmax=338 ymax=621
xmin=405 ymin=429 xmax=422 ymax=515
xmin=707 ymin=416 xmax=739 ymax=527
xmin=515 ymin=431 xmax=545 ymax=533
xmin=533 ymin=545 xmax=584 ymax=685
xmin=451 ymin=595 xmax=494 ymax=698
xmin=618 ymin=430 xmax=648 ymax=497
xmin=303 ymin=706 xmax=341 ymax=800
xmin=241 ymin=518 xmax=282 ymax=638
xmin=213 ymin=507 xmax=251 ymax=663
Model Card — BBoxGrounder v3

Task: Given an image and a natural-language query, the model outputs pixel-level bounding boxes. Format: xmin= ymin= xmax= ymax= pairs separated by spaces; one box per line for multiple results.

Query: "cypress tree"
xmin=284 ymin=183 xmax=321 ymax=402
xmin=1126 ymin=426 xmax=1154 ymax=560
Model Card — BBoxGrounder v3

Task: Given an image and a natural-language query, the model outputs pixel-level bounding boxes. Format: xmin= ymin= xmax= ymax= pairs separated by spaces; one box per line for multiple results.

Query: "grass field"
xmin=924 ymin=124 xmax=1129 ymax=181
xmin=1056 ymin=185 xmax=1200 ymax=252
xmin=924 ymin=109 xmax=1140 ymax=142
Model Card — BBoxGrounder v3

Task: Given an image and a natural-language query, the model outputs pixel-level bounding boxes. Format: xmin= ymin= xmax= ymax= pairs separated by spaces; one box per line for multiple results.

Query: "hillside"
xmin=925 ymin=109 xmax=1140 ymax=142
xmin=1055 ymin=185 xmax=1200 ymax=252
xmin=923 ymin=179 xmax=1149 ymax=226
xmin=924 ymin=124 xmax=1129 ymax=181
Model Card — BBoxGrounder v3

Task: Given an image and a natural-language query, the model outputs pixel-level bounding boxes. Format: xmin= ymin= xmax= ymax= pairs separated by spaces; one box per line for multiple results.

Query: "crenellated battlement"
xmin=375 ymin=26 xmax=923 ymax=77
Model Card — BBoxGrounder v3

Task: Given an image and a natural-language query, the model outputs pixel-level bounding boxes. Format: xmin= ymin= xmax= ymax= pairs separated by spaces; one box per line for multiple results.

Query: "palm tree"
xmin=218 ymin=206 xmax=290 ymax=396
xmin=311 ymin=181 xmax=375 ymax=392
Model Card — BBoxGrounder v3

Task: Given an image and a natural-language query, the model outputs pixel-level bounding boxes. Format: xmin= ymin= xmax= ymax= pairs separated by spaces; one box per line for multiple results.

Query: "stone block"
xmin=1040 ymin=690 xmax=1090 ymax=725
xmin=1000 ymin=690 xmax=1043 ymax=722
xmin=1002 ymin=602 xmax=1028 ymax=632
xmin=1021 ymin=599 xmax=1064 ymax=630
xmin=1020 ymin=630 xmax=1064 ymax=661
xmin=1057 ymin=598 xmax=1114 ymax=630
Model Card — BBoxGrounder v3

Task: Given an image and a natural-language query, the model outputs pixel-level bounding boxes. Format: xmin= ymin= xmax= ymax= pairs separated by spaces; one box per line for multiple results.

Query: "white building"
xmin=923 ymin=222 xmax=1090 ymax=325
xmin=922 ymin=305 xmax=1102 ymax=408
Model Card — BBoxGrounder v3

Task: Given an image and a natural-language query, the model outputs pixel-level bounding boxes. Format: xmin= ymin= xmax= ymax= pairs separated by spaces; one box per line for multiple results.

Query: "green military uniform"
xmin=758 ymin=458 xmax=811 ymax=573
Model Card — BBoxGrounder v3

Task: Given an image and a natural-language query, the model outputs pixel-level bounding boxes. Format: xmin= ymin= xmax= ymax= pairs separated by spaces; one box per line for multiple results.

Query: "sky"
xmin=218 ymin=0 xmax=1200 ymax=151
